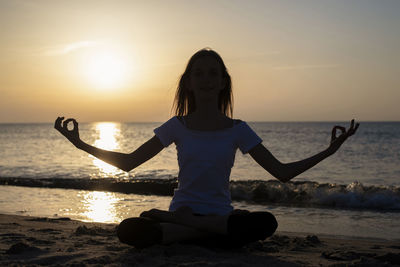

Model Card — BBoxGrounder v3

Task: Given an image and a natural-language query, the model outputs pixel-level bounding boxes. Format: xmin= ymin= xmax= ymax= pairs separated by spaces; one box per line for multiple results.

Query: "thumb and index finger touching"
xmin=331 ymin=119 xmax=360 ymax=142
xmin=331 ymin=125 xmax=346 ymax=142
xmin=63 ymin=118 xmax=79 ymax=132
xmin=55 ymin=116 xmax=79 ymax=132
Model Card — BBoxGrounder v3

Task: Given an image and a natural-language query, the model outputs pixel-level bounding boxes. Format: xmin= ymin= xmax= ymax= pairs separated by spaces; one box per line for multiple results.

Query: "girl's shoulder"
xmin=176 ymin=116 xmax=187 ymax=127
xmin=233 ymin=119 xmax=242 ymax=126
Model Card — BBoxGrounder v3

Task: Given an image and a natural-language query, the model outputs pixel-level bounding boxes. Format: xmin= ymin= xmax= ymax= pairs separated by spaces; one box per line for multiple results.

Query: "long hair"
xmin=172 ymin=49 xmax=233 ymax=117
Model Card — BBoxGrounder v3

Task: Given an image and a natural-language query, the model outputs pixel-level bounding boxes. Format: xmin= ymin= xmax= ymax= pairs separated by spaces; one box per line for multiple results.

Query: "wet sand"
xmin=1 ymin=213 xmax=399 ymax=266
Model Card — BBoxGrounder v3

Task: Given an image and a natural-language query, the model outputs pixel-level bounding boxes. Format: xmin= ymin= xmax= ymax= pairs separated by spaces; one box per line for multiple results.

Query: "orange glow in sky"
xmin=0 ymin=1 xmax=399 ymax=122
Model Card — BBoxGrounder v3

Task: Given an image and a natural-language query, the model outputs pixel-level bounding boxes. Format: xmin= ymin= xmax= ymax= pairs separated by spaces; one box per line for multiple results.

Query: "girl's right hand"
xmin=54 ymin=116 xmax=82 ymax=148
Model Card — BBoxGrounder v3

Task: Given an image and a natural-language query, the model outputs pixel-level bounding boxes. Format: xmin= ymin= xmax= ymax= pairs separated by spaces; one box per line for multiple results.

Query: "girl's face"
xmin=188 ymin=56 xmax=225 ymax=100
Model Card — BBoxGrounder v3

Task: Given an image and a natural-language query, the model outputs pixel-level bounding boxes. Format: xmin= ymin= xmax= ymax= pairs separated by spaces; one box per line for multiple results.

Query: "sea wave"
xmin=1 ymin=177 xmax=399 ymax=211
xmin=230 ymin=180 xmax=400 ymax=211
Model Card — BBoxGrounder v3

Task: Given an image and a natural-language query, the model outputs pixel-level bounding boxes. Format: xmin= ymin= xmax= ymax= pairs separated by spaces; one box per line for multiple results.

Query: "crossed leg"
xmin=160 ymin=222 xmax=217 ymax=244
xmin=117 ymin=207 xmax=278 ymax=248
xmin=141 ymin=206 xmax=230 ymax=235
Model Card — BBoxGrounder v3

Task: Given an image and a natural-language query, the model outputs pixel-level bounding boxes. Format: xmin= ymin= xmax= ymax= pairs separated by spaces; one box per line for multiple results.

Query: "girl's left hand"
xmin=54 ymin=117 xmax=82 ymax=148
xmin=328 ymin=119 xmax=360 ymax=155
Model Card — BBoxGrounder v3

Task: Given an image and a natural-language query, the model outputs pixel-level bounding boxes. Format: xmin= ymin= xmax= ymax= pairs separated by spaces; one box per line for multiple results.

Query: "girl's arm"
xmin=248 ymin=120 xmax=359 ymax=183
xmin=54 ymin=117 xmax=164 ymax=172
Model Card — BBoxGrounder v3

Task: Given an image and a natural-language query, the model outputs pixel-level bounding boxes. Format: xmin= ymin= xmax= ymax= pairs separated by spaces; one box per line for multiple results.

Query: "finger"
xmin=349 ymin=119 xmax=355 ymax=130
xmin=349 ymin=122 xmax=360 ymax=136
xmin=331 ymin=126 xmax=337 ymax=141
xmin=54 ymin=117 xmax=60 ymax=129
xmin=63 ymin=118 xmax=75 ymax=131
xmin=72 ymin=119 xmax=79 ymax=132
xmin=355 ymin=123 xmax=360 ymax=132
xmin=335 ymin=126 xmax=346 ymax=134
xmin=331 ymin=126 xmax=346 ymax=142
xmin=62 ymin=119 xmax=69 ymax=129
xmin=54 ymin=116 xmax=64 ymax=130
xmin=55 ymin=116 xmax=64 ymax=125
xmin=332 ymin=126 xmax=346 ymax=137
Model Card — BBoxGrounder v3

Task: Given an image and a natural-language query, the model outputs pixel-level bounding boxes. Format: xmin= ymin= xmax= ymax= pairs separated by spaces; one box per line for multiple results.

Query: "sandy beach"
xmin=0 ymin=214 xmax=399 ymax=266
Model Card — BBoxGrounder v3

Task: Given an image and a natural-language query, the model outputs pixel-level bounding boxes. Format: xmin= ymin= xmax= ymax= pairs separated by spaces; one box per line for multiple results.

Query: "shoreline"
xmin=1 ymin=214 xmax=399 ymax=266
xmin=1 ymin=178 xmax=400 ymax=212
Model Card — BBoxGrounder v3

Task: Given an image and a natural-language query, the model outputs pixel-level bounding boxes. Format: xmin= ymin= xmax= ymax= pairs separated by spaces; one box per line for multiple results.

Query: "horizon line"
xmin=0 ymin=120 xmax=399 ymax=124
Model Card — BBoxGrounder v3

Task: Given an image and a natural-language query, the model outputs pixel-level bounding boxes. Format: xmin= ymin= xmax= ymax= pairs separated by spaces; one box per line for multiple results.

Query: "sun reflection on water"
xmin=80 ymin=191 xmax=123 ymax=223
xmin=90 ymin=122 xmax=126 ymax=177
xmin=83 ymin=123 xmax=128 ymax=222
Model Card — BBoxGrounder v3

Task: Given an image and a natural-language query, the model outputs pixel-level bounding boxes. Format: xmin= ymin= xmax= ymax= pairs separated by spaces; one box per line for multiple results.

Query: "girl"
xmin=55 ymin=49 xmax=359 ymax=248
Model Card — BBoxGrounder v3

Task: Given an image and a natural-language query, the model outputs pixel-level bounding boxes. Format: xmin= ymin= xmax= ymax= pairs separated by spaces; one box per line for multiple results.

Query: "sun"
xmin=83 ymin=50 xmax=129 ymax=89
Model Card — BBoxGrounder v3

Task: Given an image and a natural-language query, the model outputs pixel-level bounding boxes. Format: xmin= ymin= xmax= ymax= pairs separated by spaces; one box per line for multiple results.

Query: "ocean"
xmin=1 ymin=121 xmax=399 ymax=240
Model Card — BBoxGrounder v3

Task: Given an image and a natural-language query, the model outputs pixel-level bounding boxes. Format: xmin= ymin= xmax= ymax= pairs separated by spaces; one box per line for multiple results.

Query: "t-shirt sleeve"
xmin=237 ymin=122 xmax=263 ymax=154
xmin=153 ymin=117 xmax=177 ymax=147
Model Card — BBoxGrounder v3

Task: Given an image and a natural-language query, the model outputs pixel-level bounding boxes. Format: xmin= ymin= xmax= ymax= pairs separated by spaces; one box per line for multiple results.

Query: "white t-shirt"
xmin=154 ymin=116 xmax=262 ymax=215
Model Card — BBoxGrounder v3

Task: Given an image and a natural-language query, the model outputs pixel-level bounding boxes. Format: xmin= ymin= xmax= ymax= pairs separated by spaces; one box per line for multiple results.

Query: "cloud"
xmin=41 ymin=41 xmax=99 ymax=56
xmin=272 ymin=64 xmax=339 ymax=71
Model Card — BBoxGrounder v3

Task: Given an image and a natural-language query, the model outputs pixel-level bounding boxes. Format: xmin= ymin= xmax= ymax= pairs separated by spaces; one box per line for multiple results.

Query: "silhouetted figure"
xmin=55 ymin=48 xmax=359 ymax=248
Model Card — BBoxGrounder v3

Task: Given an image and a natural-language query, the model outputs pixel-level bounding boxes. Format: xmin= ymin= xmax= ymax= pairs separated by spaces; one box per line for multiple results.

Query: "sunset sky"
xmin=1 ymin=0 xmax=399 ymax=122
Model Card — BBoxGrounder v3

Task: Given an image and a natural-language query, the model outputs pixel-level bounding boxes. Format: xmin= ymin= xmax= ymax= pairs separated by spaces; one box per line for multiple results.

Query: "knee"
xmin=244 ymin=212 xmax=278 ymax=239
xmin=117 ymin=218 xmax=132 ymax=244
xmin=258 ymin=212 xmax=278 ymax=238
xmin=116 ymin=217 xmax=163 ymax=248
xmin=227 ymin=211 xmax=278 ymax=241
